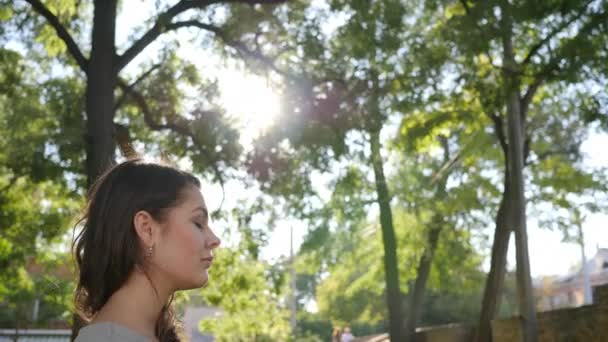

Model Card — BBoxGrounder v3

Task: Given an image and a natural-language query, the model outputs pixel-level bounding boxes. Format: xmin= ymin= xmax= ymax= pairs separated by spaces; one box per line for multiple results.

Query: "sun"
xmin=217 ymin=70 xmax=280 ymax=146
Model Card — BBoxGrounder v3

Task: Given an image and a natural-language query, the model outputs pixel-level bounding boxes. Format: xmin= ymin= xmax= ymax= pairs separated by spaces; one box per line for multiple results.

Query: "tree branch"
xmin=457 ymin=0 xmax=503 ymax=72
xmin=114 ymin=63 xmax=162 ymax=111
xmin=520 ymin=78 xmax=544 ymax=140
xmin=24 ymin=0 xmax=88 ymax=73
xmin=0 ymin=174 xmax=18 ymax=194
xmin=526 ymin=147 xmax=577 ymax=167
xmin=488 ymin=112 xmax=508 ymax=155
xmin=167 ymin=20 xmax=289 ymax=77
xmin=439 ymin=135 xmax=450 ymax=164
xmin=526 ymin=6 xmax=608 ymax=97
xmin=113 ymin=123 xmax=137 ymax=158
xmin=116 ymin=0 xmax=288 ymax=71
xmin=430 ymin=132 xmax=481 ymax=186
xmin=520 ymin=78 xmax=542 ymax=118
xmin=521 ymin=0 xmax=593 ymax=66
xmin=459 ymin=0 xmax=471 ymax=15
xmin=116 ymin=79 xmax=227 ymax=210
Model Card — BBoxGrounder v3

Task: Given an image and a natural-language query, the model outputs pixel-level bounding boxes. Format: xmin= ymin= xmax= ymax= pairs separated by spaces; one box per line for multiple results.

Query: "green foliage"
xmin=197 ymin=246 xmax=290 ymax=341
xmin=0 ymin=173 xmax=77 ymax=326
xmin=310 ymin=206 xmax=488 ymax=328
xmin=1 ymin=0 xmax=271 ymax=332
xmin=0 ymin=252 xmax=75 ymax=328
xmin=116 ymin=52 xmax=242 ymax=182
xmin=1 ymin=0 xmax=608 ymax=338
xmin=417 ymin=0 xmax=608 ymax=240
xmin=294 ymin=311 xmax=331 ymax=341
xmin=0 ymin=6 xmax=12 ymax=21
xmin=0 ymin=47 xmax=80 ymax=327
xmin=0 ymin=49 xmax=84 ymax=185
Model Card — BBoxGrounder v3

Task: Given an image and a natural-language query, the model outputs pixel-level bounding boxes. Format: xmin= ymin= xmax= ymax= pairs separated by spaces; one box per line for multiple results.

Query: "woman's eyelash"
xmin=194 ymin=222 xmax=203 ymax=229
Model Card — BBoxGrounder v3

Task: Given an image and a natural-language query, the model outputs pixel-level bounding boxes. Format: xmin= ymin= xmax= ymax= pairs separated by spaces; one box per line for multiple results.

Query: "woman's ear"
xmin=133 ymin=210 xmax=158 ymax=248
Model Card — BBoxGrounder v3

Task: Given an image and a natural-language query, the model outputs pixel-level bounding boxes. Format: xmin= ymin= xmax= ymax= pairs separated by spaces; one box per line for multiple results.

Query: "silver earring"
xmin=146 ymin=246 xmax=153 ymax=257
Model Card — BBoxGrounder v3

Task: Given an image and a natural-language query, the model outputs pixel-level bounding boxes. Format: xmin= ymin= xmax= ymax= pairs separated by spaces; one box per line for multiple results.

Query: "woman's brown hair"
xmin=73 ymin=159 xmax=200 ymax=341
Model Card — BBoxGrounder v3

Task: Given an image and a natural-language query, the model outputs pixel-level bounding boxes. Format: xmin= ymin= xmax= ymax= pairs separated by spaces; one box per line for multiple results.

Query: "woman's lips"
xmin=202 ymin=257 xmax=213 ymax=268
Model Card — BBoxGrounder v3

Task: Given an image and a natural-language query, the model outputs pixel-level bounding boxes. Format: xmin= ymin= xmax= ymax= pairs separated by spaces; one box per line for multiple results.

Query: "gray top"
xmin=75 ymin=322 xmax=151 ymax=342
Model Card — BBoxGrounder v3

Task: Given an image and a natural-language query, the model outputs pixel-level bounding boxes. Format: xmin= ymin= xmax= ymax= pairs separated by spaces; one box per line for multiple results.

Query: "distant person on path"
xmin=332 ymin=327 xmax=343 ymax=342
xmin=341 ymin=326 xmax=354 ymax=342
xmin=73 ymin=159 xmax=221 ymax=341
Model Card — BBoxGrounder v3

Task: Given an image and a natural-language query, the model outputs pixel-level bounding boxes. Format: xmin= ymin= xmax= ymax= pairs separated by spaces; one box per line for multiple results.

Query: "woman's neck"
xmin=91 ymin=269 xmax=172 ymax=339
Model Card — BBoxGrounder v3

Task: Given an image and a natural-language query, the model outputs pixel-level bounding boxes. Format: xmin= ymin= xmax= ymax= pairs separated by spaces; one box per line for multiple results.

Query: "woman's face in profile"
xmin=152 ymin=185 xmax=221 ymax=290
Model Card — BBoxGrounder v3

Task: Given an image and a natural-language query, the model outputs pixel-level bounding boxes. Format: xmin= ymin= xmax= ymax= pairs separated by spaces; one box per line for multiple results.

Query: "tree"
xmin=228 ymin=1 xmax=518 ymax=338
xmin=1 ymin=2 xmax=294 ymax=337
xmin=309 ymin=202 xmax=489 ymax=333
xmin=0 ymin=48 xmax=79 ymax=329
xmin=424 ymin=1 xmax=608 ymax=340
xmin=235 ymin=1 xmax=430 ymax=338
xmin=2 ymin=0 xmax=287 ymax=185
xmin=189 ymin=2 xmax=607 ymax=341
xmin=195 ymin=246 xmax=291 ymax=342
xmin=393 ymin=133 xmax=478 ymax=339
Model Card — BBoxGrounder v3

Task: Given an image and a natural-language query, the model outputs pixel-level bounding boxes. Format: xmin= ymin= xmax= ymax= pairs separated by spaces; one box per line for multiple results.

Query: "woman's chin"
xmin=194 ymin=271 xmax=209 ymax=288
xmin=177 ymin=272 xmax=209 ymax=291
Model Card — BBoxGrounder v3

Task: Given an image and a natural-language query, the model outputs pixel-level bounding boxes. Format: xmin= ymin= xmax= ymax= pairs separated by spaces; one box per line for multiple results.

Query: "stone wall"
xmin=352 ymin=324 xmax=475 ymax=342
xmin=492 ymin=284 xmax=608 ymax=341
xmin=415 ymin=323 xmax=474 ymax=342
xmin=353 ymin=285 xmax=608 ymax=342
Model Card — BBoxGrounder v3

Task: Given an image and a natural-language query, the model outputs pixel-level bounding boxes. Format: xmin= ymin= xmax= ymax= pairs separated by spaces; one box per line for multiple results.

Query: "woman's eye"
xmin=194 ymin=222 xmax=203 ymax=229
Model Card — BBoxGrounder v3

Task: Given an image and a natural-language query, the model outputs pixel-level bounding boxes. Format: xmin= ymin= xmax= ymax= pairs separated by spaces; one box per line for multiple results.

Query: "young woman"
xmin=73 ymin=159 xmax=221 ymax=341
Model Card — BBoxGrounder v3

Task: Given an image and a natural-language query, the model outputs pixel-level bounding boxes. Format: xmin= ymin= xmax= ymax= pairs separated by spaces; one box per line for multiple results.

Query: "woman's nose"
xmin=207 ymin=228 xmax=221 ymax=249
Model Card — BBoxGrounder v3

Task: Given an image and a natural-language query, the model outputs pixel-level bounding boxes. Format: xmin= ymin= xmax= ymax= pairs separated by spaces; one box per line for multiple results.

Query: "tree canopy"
xmin=1 ymin=1 xmax=607 ymax=341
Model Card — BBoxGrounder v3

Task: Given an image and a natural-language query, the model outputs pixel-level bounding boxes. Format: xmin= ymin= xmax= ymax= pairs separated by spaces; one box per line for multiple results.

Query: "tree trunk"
xmin=404 ymin=219 xmax=442 ymax=341
xmin=476 ymin=181 xmax=512 ymax=342
xmin=504 ymin=72 xmax=538 ymax=342
xmin=369 ymin=129 xmax=405 ymax=342
xmin=85 ymin=0 xmax=118 ymax=186
xmin=500 ymin=1 xmax=538 ymax=340
xmin=404 ymin=147 xmax=449 ymax=341
xmin=72 ymin=1 xmax=118 ymax=340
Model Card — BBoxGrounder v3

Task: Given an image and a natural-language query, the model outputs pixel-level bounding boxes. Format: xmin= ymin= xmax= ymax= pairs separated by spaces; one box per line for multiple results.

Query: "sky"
xmin=106 ymin=1 xmax=608 ymax=278
xmin=521 ymin=133 xmax=608 ymax=277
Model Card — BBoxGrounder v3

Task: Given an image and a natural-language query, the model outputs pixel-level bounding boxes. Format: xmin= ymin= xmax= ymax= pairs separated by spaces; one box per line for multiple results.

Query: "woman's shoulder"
xmin=74 ymin=322 xmax=151 ymax=342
